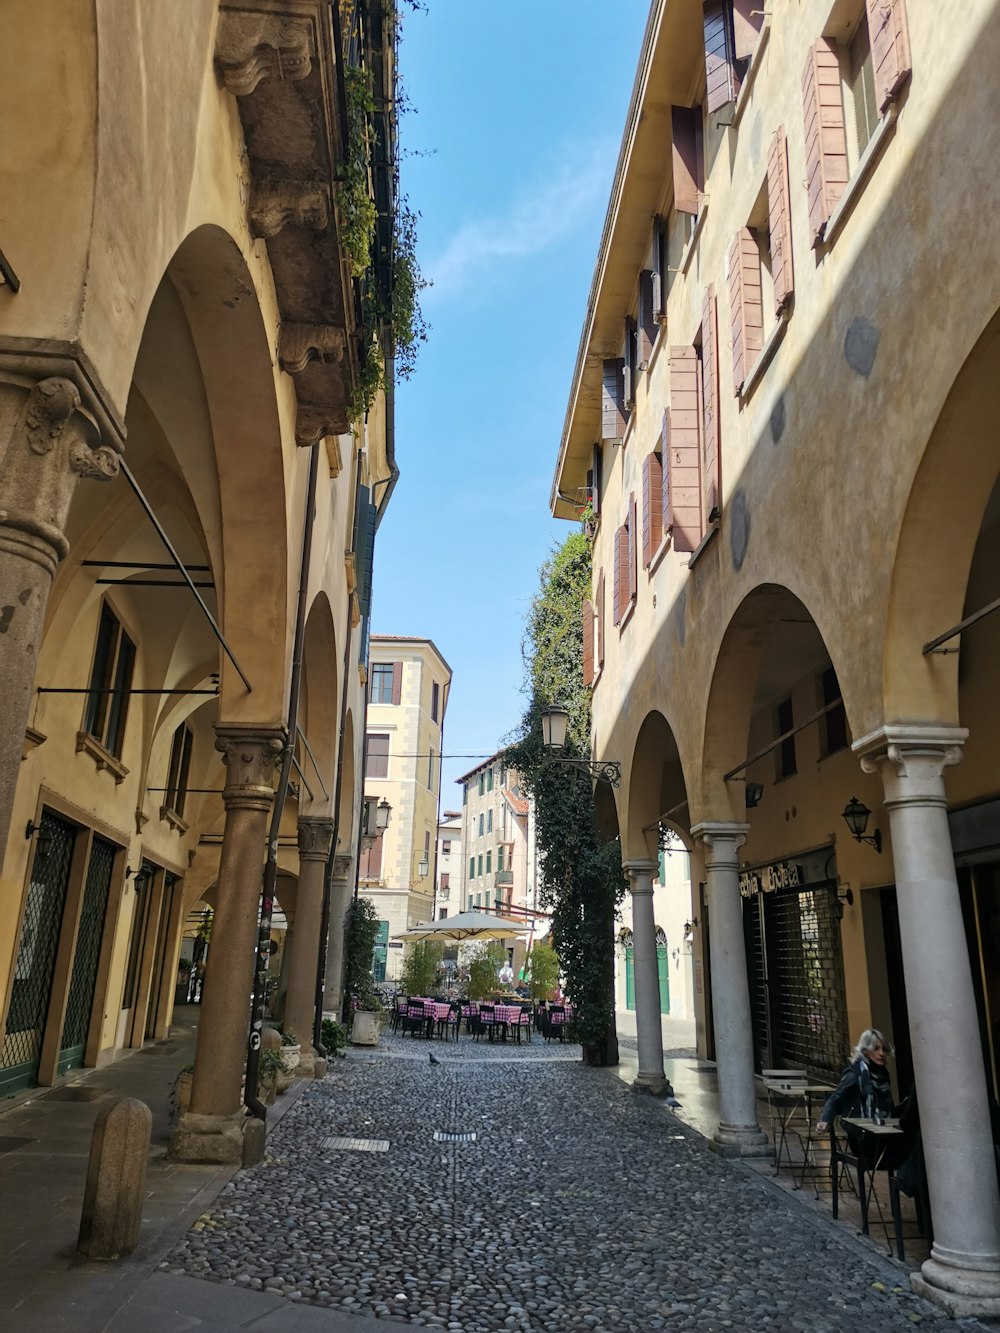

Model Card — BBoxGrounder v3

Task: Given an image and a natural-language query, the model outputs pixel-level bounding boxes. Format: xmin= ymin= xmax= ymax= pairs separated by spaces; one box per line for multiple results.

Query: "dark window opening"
xmin=776 ymin=695 xmax=797 ymax=779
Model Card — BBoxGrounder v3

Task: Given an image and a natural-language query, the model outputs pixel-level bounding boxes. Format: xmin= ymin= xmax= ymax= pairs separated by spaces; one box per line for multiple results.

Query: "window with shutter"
xmin=660 ymin=412 xmax=671 ymax=551
xmin=360 ymin=832 xmax=383 ymax=880
xmin=391 ymin=661 xmax=403 ymax=705
xmin=670 ymin=105 xmax=704 ymax=217
xmin=590 ymin=444 xmax=603 ymax=517
xmin=628 ymin=494 xmax=638 ymax=608
xmin=582 ymin=599 xmax=595 ymax=686
xmin=612 ymin=527 xmax=624 ymax=626
xmin=642 ymin=451 xmax=663 ymax=568
xmin=84 ymin=602 xmax=136 ymax=759
xmin=652 ymin=216 xmax=667 ymax=321
xmin=802 ymin=38 xmax=848 ymax=246
xmin=703 ymin=1 xmax=738 ymax=112
xmin=666 ymin=348 xmax=704 ymax=553
xmin=865 ymin=0 xmax=911 ymax=113
xmin=366 ymin=733 xmax=390 ymax=778
xmin=701 ymin=289 xmax=722 ymax=524
xmin=596 ymin=569 xmax=606 ymax=670
xmin=728 ymin=228 xmax=764 ymax=396
xmin=767 ymin=126 xmax=793 ymax=315
xmin=638 ymin=271 xmax=657 ymax=367
xmin=602 ymin=358 xmax=626 ymax=442
xmin=623 ymin=320 xmax=637 ymax=410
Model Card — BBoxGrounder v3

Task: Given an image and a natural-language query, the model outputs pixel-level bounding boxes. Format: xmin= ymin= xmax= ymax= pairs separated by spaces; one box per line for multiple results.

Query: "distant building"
xmin=360 ymin=637 xmax=452 ymax=982
xmin=435 ymin=811 xmax=463 ymax=920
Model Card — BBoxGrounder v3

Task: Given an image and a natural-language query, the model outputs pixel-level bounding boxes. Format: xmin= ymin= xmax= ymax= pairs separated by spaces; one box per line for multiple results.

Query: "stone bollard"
xmin=78 ymin=1097 xmax=152 ymax=1259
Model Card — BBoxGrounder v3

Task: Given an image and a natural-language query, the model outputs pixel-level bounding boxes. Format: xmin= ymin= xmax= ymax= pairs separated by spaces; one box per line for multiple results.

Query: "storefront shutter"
xmin=642 ymin=451 xmax=663 ymax=568
xmin=667 ymin=348 xmax=703 ymax=553
xmin=582 ymin=600 xmax=594 ymax=686
xmin=701 ymin=287 xmax=722 ymax=522
xmin=728 ymin=229 xmax=764 ymax=395
xmin=865 ymin=0 xmax=911 ymax=113
xmin=802 ymin=38 xmax=848 ymax=247
xmin=767 ymin=126 xmax=794 ymax=314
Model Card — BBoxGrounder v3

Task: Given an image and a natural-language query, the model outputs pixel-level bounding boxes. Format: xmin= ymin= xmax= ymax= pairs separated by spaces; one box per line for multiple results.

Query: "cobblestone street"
xmin=165 ymin=1037 xmax=973 ymax=1333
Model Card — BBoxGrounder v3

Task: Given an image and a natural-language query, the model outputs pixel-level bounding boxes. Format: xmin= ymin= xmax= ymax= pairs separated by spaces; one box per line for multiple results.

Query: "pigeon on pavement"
xmin=429 ymin=1052 xmax=441 ymax=1066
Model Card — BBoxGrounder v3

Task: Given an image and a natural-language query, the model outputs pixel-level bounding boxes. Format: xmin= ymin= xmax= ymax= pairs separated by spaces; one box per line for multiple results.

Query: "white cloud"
xmin=425 ymin=137 xmax=616 ymax=300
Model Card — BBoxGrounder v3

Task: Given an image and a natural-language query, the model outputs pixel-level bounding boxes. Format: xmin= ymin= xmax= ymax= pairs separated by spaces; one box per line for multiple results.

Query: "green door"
xmin=624 ymin=947 xmax=635 ymax=1010
xmin=657 ymin=945 xmax=670 ymax=1014
xmin=58 ymin=835 xmax=116 ymax=1074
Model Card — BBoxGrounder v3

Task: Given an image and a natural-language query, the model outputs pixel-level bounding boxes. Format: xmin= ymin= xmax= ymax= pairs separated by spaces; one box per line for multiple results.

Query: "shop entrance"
xmin=57 ymin=835 xmax=117 ymax=1075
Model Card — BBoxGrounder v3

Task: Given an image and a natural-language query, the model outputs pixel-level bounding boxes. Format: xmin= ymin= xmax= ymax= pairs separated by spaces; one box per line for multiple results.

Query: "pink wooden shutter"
xmin=802 ymin=39 xmax=848 ymax=247
xmin=703 ymin=2 xmax=736 ymax=112
xmin=667 ymin=348 xmax=703 ymax=553
xmin=728 ymin=230 xmax=763 ymax=395
xmin=660 ymin=411 xmax=671 ymax=548
xmin=597 ymin=570 xmax=606 ymax=668
xmin=866 ymin=0 xmax=911 ymax=113
xmin=391 ymin=661 xmax=402 ymax=704
xmin=671 ymin=106 xmax=703 ymax=216
xmin=642 ymin=451 xmax=663 ymax=568
xmin=612 ymin=530 xmax=623 ymax=626
xmin=602 ymin=358 xmax=626 ymax=440
xmin=582 ymin=600 xmax=595 ymax=686
xmin=732 ymin=0 xmax=763 ymax=60
xmin=767 ymin=126 xmax=794 ymax=315
xmin=628 ymin=494 xmax=638 ymax=605
xmin=701 ymin=288 xmax=722 ymax=522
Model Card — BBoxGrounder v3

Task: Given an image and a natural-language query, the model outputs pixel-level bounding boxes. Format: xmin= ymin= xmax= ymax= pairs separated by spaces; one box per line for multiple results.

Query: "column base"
xmin=294 ymin=1049 xmax=318 ymax=1079
xmin=632 ymin=1072 xmax=674 ymax=1097
xmin=911 ymin=1255 xmax=1000 ymax=1318
xmin=312 ymin=1057 xmax=328 ymax=1079
xmin=170 ymin=1110 xmax=257 ymax=1165
xmin=710 ymin=1122 xmax=771 ymax=1158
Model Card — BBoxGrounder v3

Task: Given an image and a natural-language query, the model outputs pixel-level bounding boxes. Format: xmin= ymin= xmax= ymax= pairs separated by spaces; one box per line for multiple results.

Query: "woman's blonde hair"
xmin=852 ymin=1027 xmax=893 ymax=1062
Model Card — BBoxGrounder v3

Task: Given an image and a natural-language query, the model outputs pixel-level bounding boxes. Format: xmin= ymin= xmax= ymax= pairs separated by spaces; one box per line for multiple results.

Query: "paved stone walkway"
xmin=164 ymin=1034 xmax=977 ymax=1333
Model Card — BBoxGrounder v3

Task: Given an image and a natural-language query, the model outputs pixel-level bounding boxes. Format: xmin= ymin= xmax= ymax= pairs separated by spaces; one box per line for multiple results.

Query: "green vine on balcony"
xmin=338 ymin=65 xmax=377 ymax=281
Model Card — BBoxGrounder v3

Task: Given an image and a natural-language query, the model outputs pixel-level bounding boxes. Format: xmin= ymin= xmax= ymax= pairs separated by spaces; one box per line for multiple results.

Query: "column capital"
xmin=332 ymin=853 xmax=353 ymax=881
xmin=691 ymin=821 xmax=749 ymax=861
xmin=855 ymin=724 xmax=966 ymax=808
xmin=214 ymin=723 xmax=284 ymax=810
xmin=624 ymin=858 xmax=658 ymax=894
xmin=297 ymin=816 xmax=334 ymax=862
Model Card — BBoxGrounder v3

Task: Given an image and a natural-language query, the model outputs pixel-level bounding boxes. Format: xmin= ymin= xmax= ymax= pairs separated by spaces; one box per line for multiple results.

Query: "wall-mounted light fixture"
xmin=362 ymin=796 xmax=392 ymax=841
xmin=841 ymin=797 xmax=882 ymax=853
xmin=540 ymin=704 xmax=621 ymax=787
xmin=24 ymin=819 xmax=52 ymax=858
xmin=418 ymin=857 xmax=429 ymax=877
xmin=683 ymin=917 xmax=699 ymax=943
xmin=745 ymin=782 xmax=764 ymax=809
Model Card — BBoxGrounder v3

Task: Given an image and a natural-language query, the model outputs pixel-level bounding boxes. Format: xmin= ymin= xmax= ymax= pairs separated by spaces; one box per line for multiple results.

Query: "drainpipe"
xmin=244 ymin=441 xmax=321 ymax=1118
xmin=313 ymin=446 xmax=365 ymax=1054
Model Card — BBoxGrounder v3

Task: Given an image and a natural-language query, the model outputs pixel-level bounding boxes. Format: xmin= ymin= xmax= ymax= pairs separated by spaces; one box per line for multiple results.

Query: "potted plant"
xmin=257 ymin=1047 xmax=284 ymax=1105
xmin=343 ymin=897 xmax=385 ymax=1045
xmin=321 ymin=1016 xmax=348 ymax=1058
xmin=279 ymin=1026 xmax=301 ymax=1073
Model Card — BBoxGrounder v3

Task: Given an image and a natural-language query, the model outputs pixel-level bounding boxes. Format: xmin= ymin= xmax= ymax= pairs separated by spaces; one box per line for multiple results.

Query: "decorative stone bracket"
xmin=249 ymin=181 xmax=330 ymax=239
xmin=215 ymin=9 xmax=314 ymax=97
xmin=278 ymin=323 xmax=346 ymax=375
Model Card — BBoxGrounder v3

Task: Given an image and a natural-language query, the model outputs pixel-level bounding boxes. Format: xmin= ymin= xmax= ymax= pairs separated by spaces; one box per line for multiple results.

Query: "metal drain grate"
xmin=320 ymin=1136 xmax=390 ymax=1153
xmin=433 ymin=1131 xmax=477 ymax=1144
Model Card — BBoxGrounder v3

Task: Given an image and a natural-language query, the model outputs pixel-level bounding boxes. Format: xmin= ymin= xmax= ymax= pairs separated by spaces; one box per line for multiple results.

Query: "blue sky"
xmin=373 ymin=2 xmax=649 ymax=801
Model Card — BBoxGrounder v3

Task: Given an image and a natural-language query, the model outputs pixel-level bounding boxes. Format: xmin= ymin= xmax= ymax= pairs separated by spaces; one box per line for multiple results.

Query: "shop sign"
xmin=739 ymin=860 xmax=802 ymax=898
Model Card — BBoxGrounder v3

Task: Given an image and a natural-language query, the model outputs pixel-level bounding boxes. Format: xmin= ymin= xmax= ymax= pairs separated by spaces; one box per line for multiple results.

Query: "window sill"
xmin=731 ymin=18 xmax=771 ymax=128
xmin=76 ymin=732 xmax=129 ymax=784
xmin=619 ymin=599 xmax=636 ymax=634
xmin=679 ymin=202 xmax=709 ymax=277
xmin=160 ymin=806 xmax=190 ymax=835
xmin=648 ymin=534 xmax=672 ymax=577
xmin=822 ymin=105 xmax=899 ymax=249
xmin=642 ymin=320 xmax=668 ymax=377
xmin=686 ymin=521 xmax=719 ymax=570
xmin=739 ymin=310 xmax=789 ymax=402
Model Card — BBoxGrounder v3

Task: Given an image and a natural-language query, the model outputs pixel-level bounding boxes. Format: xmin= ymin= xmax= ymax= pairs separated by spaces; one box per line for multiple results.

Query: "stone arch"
xmin=623 ymin=710 xmax=691 ymax=860
xmin=299 ymin=593 xmax=338 ymax=817
xmin=884 ymin=306 xmax=1000 ymax=726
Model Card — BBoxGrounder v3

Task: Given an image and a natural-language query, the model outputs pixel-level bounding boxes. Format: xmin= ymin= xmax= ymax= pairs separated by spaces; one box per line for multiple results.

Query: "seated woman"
xmin=816 ymin=1028 xmax=911 ymax=1168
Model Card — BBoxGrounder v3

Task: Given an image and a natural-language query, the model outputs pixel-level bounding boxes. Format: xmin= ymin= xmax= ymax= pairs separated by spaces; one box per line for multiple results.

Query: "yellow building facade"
xmin=553 ymin=0 xmax=1000 ymax=1314
xmin=0 ymin=0 xmax=400 ymax=1166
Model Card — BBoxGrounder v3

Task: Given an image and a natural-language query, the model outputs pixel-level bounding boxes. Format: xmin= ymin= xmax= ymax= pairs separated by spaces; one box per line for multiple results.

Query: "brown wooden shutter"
xmin=628 ymin=494 xmax=638 ymax=605
xmin=361 ymin=832 xmax=383 ymax=879
xmin=602 ymin=358 xmax=626 ymax=440
xmin=591 ymin=443 xmax=602 ymax=516
xmin=652 ymin=216 xmax=667 ymax=321
xmin=582 ymin=600 xmax=595 ymax=686
xmin=597 ymin=570 xmax=606 ymax=668
xmin=638 ymin=270 xmax=656 ymax=366
xmin=612 ymin=529 xmax=623 ymax=625
xmin=660 ymin=411 xmax=671 ymax=548
xmin=642 ymin=451 xmax=663 ymax=568
xmin=391 ymin=661 xmax=402 ymax=704
xmin=701 ymin=288 xmax=722 ymax=523
xmin=728 ymin=230 xmax=764 ymax=395
xmin=667 ymin=347 xmax=703 ymax=553
xmin=767 ymin=126 xmax=794 ymax=315
xmin=671 ymin=106 xmax=703 ymax=216
xmin=732 ymin=0 xmax=763 ymax=60
xmin=802 ymin=39 xmax=848 ymax=247
xmin=866 ymin=0 xmax=911 ymax=113
xmin=703 ymin=2 xmax=736 ymax=112
xmin=623 ymin=321 xmax=636 ymax=408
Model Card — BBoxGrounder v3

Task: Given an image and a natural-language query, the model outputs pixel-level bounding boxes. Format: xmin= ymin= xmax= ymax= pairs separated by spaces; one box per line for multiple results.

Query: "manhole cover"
xmin=433 ymin=1131 xmax=477 ymax=1143
xmin=40 ymin=1086 xmax=108 ymax=1102
xmin=320 ymin=1136 xmax=390 ymax=1153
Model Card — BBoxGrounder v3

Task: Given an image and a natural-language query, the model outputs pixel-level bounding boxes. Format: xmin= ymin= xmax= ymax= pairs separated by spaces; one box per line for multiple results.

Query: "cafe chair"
xmin=406 ymin=999 xmax=429 ymax=1038
xmin=828 ymin=1121 xmax=907 ymax=1260
xmin=513 ymin=1004 xmax=532 ymax=1044
xmin=546 ymin=1005 xmax=566 ymax=1043
xmin=439 ymin=1000 xmax=462 ymax=1042
xmin=475 ymin=1003 xmax=497 ymax=1042
xmin=391 ymin=995 xmax=409 ymax=1035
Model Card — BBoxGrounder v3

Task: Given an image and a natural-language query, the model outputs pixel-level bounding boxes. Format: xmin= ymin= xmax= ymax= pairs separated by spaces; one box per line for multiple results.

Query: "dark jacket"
xmin=820 ymin=1056 xmax=894 ymax=1126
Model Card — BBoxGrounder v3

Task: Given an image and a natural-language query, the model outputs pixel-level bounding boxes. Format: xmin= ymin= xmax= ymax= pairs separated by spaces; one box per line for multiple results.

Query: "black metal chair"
xmin=438 ymin=1001 xmax=462 ymax=1042
xmin=474 ymin=1004 xmax=497 ymax=1042
xmin=546 ymin=1004 xmax=566 ymax=1042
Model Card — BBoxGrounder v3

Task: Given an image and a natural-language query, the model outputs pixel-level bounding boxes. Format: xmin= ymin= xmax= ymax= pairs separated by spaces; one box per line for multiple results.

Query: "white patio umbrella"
xmin=392 ymin=909 xmax=531 ymax=943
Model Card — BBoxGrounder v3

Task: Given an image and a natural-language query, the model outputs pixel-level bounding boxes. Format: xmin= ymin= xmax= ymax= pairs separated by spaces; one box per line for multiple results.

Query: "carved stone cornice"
xmin=215 ymin=8 xmax=314 ymax=97
xmin=278 ymin=323 xmax=346 ymax=375
xmin=249 ymin=180 xmax=330 ymax=239
xmin=295 ymin=404 xmax=348 ymax=447
xmin=214 ymin=723 xmax=284 ymax=810
xmin=297 ymin=817 xmax=335 ymax=862
xmin=0 ymin=336 xmax=127 ymax=449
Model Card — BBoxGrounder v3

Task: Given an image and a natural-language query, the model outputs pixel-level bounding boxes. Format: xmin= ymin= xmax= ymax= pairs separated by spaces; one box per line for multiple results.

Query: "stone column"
xmin=172 ymin=724 xmax=282 ymax=1165
xmin=692 ymin=821 xmax=769 ymax=1155
xmin=624 ymin=860 xmax=672 ymax=1095
xmin=323 ymin=854 xmax=354 ymax=1015
xmin=858 ymin=725 xmax=1000 ymax=1317
xmin=283 ymin=817 xmax=334 ymax=1075
xmin=0 ymin=377 xmax=119 ymax=860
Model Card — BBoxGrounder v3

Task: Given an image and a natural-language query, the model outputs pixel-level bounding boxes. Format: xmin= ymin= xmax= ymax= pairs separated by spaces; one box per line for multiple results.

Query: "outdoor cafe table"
xmin=838 ymin=1116 xmax=908 ymax=1256
xmin=762 ymin=1079 xmax=833 ymax=1181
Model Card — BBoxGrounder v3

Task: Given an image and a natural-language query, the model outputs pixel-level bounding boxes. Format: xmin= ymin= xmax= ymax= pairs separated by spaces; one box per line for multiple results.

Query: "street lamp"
xmin=418 ymin=856 xmax=429 ymax=877
xmin=362 ymin=796 xmax=392 ymax=841
xmin=539 ymin=704 xmax=621 ymax=787
xmin=841 ymin=796 xmax=882 ymax=853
